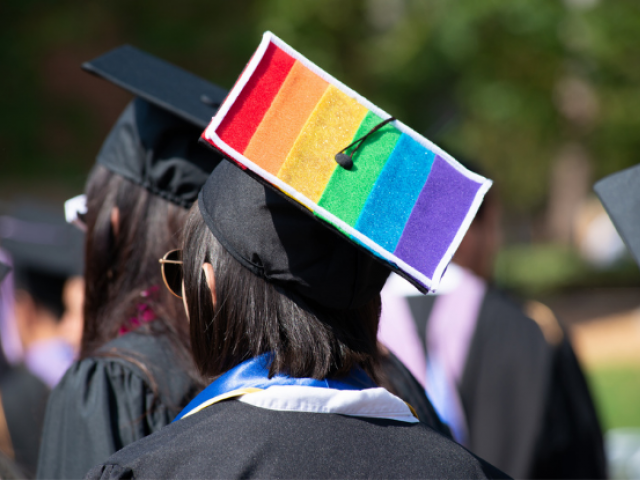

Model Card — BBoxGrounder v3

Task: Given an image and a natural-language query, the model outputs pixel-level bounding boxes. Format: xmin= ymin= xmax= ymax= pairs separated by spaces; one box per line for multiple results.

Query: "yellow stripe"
xmin=277 ymin=85 xmax=368 ymax=203
xmin=181 ymin=388 xmax=263 ymax=419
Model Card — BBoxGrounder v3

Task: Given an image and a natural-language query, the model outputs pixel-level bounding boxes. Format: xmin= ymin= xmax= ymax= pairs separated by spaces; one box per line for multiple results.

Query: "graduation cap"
xmin=594 ymin=163 xmax=640 ymax=267
xmin=83 ymin=45 xmax=229 ymax=207
xmin=200 ymin=32 xmax=492 ymax=293
xmin=0 ymin=203 xmax=84 ymax=318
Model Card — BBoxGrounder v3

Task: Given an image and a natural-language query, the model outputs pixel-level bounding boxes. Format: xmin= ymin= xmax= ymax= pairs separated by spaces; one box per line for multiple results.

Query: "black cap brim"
xmin=594 ymin=163 xmax=640 ymax=267
xmin=82 ymin=45 xmax=228 ymax=129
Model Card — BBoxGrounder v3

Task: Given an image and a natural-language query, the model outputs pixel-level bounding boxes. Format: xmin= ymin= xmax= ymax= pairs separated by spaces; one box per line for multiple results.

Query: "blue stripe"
xmin=174 ymin=353 xmax=376 ymax=421
xmin=354 ymin=134 xmax=435 ymax=252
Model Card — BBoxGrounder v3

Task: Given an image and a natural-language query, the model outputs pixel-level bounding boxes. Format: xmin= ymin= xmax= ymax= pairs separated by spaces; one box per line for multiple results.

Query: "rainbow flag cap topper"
xmin=202 ymin=32 xmax=492 ymax=293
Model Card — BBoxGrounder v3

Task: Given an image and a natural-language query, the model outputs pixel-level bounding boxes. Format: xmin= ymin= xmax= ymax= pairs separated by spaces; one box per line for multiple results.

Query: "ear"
xmin=202 ymin=262 xmax=217 ymax=308
xmin=110 ymin=207 xmax=120 ymax=237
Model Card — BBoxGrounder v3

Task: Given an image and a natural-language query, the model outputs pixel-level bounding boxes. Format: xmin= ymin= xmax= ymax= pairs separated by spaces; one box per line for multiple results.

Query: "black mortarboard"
xmin=0 ymin=203 xmax=84 ymax=318
xmin=594 ymin=164 xmax=640 ymax=267
xmin=83 ymin=45 xmax=228 ymax=208
xmin=83 ymin=45 xmax=227 ymax=130
xmin=0 ymin=261 xmax=10 ymax=284
xmin=199 ymin=162 xmax=391 ymax=310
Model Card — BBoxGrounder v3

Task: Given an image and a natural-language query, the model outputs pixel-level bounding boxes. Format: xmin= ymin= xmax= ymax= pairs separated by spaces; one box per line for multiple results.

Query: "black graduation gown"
xmin=529 ymin=335 xmax=607 ymax=479
xmin=0 ymin=365 xmax=49 ymax=478
xmin=86 ymin=399 xmax=509 ymax=479
xmin=407 ymin=287 xmax=606 ymax=479
xmin=36 ymin=328 xmax=201 ymax=480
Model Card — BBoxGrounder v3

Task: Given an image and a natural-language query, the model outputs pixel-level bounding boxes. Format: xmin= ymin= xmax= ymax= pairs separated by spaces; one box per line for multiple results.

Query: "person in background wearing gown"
xmin=1 ymin=208 xmax=84 ymax=388
xmin=379 ymin=179 xmax=606 ymax=479
xmin=36 ymin=46 xmax=227 ymax=480
xmin=594 ymin=163 xmax=640 ymax=476
xmin=86 ymin=160 xmax=507 ymax=480
xmin=0 ymin=260 xmax=27 ymax=480
xmin=0 ymin=205 xmax=84 ymax=478
xmin=376 ymin=343 xmax=450 ymax=435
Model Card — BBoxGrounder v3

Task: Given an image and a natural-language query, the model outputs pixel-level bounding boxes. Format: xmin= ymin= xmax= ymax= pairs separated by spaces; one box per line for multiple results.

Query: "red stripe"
xmin=217 ymin=42 xmax=295 ymax=153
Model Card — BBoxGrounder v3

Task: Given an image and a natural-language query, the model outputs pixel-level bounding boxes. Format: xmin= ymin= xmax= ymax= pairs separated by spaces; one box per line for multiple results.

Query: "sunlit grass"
xmin=587 ymin=365 xmax=640 ymax=431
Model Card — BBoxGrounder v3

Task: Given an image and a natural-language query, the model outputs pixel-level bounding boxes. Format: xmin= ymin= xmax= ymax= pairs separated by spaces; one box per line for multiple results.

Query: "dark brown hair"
xmin=80 ymin=164 xmax=191 ymax=362
xmin=183 ymin=202 xmax=381 ymax=381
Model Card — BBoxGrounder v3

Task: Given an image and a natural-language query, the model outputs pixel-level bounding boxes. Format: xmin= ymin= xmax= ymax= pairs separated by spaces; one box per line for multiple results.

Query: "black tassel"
xmin=334 ymin=116 xmax=396 ymax=170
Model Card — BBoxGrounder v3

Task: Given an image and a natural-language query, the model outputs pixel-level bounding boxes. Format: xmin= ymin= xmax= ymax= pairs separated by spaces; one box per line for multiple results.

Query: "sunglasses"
xmin=159 ymin=249 xmax=183 ymax=299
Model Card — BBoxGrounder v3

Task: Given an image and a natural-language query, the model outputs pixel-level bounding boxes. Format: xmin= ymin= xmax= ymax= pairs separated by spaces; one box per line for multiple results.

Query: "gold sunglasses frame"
xmin=159 ymin=249 xmax=183 ymax=299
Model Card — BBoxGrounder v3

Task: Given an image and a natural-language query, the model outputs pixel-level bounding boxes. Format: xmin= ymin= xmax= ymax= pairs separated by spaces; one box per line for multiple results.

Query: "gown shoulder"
xmin=36 ymin=330 xmax=200 ymax=480
xmin=86 ymin=400 xmax=510 ymax=480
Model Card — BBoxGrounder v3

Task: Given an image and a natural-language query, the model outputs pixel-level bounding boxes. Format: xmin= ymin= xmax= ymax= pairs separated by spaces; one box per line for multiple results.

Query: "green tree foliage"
xmin=1 ymin=0 xmax=639 ymax=214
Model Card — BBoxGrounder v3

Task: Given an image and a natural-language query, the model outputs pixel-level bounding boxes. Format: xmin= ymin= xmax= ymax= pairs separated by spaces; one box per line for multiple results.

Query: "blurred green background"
xmin=3 ymin=0 xmax=640 ymax=212
xmin=2 ymin=0 xmax=640 ymax=430
xmin=590 ymin=367 xmax=640 ymax=430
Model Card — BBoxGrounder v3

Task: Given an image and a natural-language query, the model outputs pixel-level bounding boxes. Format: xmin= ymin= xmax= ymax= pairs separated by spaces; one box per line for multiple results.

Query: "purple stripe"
xmin=394 ymin=157 xmax=481 ymax=279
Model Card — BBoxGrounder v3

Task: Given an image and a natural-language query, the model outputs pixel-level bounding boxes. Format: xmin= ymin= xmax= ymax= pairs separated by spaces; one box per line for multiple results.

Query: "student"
xmin=36 ymin=46 xmax=226 ymax=480
xmin=0 ymin=261 xmax=31 ymax=480
xmin=86 ymin=160 xmax=506 ymax=480
xmin=0 ymin=205 xmax=85 ymax=388
xmin=0 ymin=206 xmax=84 ymax=477
xmin=89 ymin=34 xmax=505 ymax=478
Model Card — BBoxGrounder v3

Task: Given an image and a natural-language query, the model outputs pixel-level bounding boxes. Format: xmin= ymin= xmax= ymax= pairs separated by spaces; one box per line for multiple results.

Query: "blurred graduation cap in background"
xmin=80 ymin=45 xmax=229 ymax=209
xmin=594 ymin=163 xmax=640 ymax=267
xmin=0 ymin=203 xmax=84 ymax=319
xmin=83 ymin=44 xmax=227 ymax=130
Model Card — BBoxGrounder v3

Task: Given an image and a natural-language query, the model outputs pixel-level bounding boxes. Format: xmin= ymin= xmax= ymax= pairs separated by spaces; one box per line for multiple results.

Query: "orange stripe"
xmin=243 ymin=61 xmax=329 ymax=176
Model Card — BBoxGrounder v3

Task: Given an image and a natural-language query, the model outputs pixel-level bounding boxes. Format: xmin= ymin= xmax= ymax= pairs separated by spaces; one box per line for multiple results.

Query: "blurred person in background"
xmin=595 ymin=163 xmax=640 ymax=479
xmin=376 ymin=342 xmax=451 ymax=435
xmin=0 ymin=205 xmax=85 ymax=386
xmin=0 ymin=260 xmax=29 ymax=480
xmin=0 ymin=204 xmax=84 ymax=478
xmin=379 ymin=168 xmax=606 ymax=479
xmin=36 ymin=46 xmax=226 ymax=480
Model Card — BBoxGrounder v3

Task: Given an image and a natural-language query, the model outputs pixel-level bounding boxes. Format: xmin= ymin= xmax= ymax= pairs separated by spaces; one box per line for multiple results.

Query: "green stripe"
xmin=318 ymin=111 xmax=402 ymax=226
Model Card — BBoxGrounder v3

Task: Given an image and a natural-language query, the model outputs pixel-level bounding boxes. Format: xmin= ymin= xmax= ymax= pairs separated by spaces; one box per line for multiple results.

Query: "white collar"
xmin=238 ymin=385 xmax=419 ymax=423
